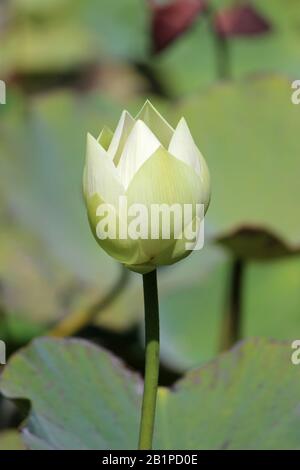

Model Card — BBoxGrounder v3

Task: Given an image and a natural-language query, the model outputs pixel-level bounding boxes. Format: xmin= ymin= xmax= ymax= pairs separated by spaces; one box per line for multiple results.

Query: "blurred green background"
xmin=1 ymin=0 xmax=300 ymax=446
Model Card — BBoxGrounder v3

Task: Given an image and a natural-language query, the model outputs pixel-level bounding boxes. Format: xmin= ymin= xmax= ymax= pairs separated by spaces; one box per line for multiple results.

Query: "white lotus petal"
xmin=168 ymin=118 xmax=201 ymax=175
xmin=85 ymin=133 xmax=124 ymax=206
xmin=117 ymin=120 xmax=161 ymax=190
xmin=107 ymin=110 xmax=135 ymax=164
xmin=97 ymin=126 xmax=113 ymax=150
xmin=136 ymin=100 xmax=174 ymax=148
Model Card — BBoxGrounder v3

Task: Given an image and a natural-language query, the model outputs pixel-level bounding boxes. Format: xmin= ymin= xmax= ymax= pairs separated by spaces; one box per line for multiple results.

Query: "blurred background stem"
xmin=220 ymin=258 xmax=245 ymax=352
xmin=48 ymin=267 xmax=130 ymax=338
xmin=214 ymin=33 xmax=230 ymax=80
xmin=206 ymin=4 xmax=231 ymax=80
xmin=138 ymin=269 xmax=160 ymax=450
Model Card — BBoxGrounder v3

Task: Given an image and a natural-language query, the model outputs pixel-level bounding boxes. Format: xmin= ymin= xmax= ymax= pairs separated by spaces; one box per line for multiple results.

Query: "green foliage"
xmin=1 ymin=337 xmax=300 ymax=450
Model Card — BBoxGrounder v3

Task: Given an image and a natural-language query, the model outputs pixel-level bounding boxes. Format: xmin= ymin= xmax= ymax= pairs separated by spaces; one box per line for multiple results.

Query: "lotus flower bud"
xmin=83 ymin=100 xmax=210 ymax=274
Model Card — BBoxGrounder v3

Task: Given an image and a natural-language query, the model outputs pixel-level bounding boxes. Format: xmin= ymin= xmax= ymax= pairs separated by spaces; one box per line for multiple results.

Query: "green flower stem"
xmin=220 ymin=258 xmax=245 ymax=352
xmin=138 ymin=269 xmax=160 ymax=450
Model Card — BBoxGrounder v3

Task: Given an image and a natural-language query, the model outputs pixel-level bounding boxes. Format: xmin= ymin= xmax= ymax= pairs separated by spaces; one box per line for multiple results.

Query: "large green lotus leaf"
xmin=1 ymin=337 xmax=300 ymax=449
xmin=154 ymin=338 xmax=300 ymax=450
xmin=176 ymin=76 xmax=300 ymax=258
xmin=0 ymin=91 xmax=139 ymax=330
xmin=0 ymin=338 xmax=142 ymax=450
xmin=159 ymin=251 xmax=300 ymax=370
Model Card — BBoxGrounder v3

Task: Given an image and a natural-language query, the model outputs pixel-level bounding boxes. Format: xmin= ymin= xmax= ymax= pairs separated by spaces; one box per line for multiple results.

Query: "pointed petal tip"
xmin=86 ymin=132 xmax=97 ymax=150
xmin=120 ymin=109 xmax=134 ymax=119
xmin=169 ymin=116 xmax=201 ymax=175
xmin=97 ymin=126 xmax=114 ymax=150
xmin=145 ymin=98 xmax=154 ymax=107
xmin=173 ymin=117 xmax=195 ymax=143
xmin=137 ymin=98 xmax=155 ymax=116
xmin=86 ymin=132 xmax=107 ymax=157
xmin=134 ymin=118 xmax=148 ymax=129
xmin=130 ymin=118 xmax=161 ymax=141
xmin=117 ymin=117 xmax=161 ymax=189
xmin=87 ymin=132 xmax=101 ymax=146
xmin=176 ymin=116 xmax=189 ymax=129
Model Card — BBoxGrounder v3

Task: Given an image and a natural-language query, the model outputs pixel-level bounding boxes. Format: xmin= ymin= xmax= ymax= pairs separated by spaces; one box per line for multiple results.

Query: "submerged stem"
xmin=138 ymin=269 xmax=160 ymax=450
